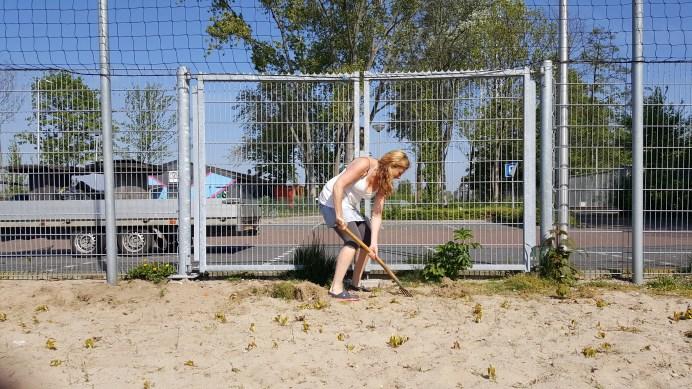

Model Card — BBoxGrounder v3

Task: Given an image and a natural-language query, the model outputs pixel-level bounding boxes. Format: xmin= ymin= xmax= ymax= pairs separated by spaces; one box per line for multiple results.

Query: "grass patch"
xmin=271 ymin=281 xmax=298 ymax=300
xmin=647 ymin=275 xmax=691 ymax=291
xmin=293 ymin=237 xmax=336 ymax=286
xmin=432 ymin=274 xmax=557 ymax=296
xmin=481 ymin=274 xmax=557 ymax=294
xmin=646 ymin=276 xmax=692 ymax=297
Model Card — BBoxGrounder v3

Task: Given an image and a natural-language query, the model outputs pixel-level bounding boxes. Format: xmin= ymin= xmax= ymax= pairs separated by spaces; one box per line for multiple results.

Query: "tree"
xmin=117 ymin=83 xmax=176 ymax=164
xmin=577 ymin=27 xmax=628 ymax=102
xmin=0 ymin=70 xmax=23 ymax=169
xmin=205 ymin=1 xmax=555 ymax=203
xmin=621 ymin=87 xmax=691 ymax=214
xmin=566 ymin=27 xmax=631 ymax=174
xmin=567 ymin=69 xmax=631 ymax=173
xmin=0 ymin=138 xmax=25 ymax=198
xmin=206 ymin=0 xmax=421 ymax=185
xmin=18 ymin=72 xmax=100 ymax=166
xmin=438 ymin=0 xmax=556 ymax=202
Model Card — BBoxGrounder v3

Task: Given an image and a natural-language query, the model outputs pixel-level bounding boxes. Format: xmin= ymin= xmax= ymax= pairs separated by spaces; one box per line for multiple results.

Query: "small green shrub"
xmin=126 ymin=262 xmax=176 ymax=283
xmin=293 ymin=236 xmax=337 ymax=286
xmin=423 ymin=228 xmax=479 ymax=282
xmin=538 ymin=228 xmax=580 ymax=286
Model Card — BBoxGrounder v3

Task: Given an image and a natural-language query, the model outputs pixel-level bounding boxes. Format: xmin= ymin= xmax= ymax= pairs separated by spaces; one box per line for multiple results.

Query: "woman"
xmin=318 ymin=150 xmax=410 ymax=301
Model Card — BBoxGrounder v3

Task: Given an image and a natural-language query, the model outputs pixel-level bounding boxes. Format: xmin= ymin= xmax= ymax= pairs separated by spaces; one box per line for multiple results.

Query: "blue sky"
xmin=0 ymin=0 xmax=690 ymax=190
xmin=0 ymin=0 xmax=690 ymax=74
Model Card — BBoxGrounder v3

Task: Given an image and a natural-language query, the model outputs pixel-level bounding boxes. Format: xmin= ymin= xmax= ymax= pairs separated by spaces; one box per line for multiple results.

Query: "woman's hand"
xmin=335 ymin=216 xmax=347 ymax=230
xmin=368 ymin=243 xmax=378 ymax=259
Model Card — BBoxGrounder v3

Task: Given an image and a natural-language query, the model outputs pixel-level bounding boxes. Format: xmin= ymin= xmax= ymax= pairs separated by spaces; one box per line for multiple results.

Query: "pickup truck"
xmin=0 ymin=161 xmax=262 ymax=255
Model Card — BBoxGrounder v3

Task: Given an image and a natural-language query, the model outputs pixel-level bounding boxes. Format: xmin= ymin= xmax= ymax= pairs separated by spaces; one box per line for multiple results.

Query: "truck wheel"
xmin=71 ymin=231 xmax=104 ymax=255
xmin=117 ymin=229 xmax=152 ymax=255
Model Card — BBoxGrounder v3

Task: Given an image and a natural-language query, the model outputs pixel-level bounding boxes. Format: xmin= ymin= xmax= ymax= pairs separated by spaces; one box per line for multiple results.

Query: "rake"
xmin=341 ymin=228 xmax=413 ymax=297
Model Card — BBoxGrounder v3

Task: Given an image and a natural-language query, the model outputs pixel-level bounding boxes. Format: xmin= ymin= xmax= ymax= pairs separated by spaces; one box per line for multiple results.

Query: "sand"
xmin=0 ymin=279 xmax=690 ymax=389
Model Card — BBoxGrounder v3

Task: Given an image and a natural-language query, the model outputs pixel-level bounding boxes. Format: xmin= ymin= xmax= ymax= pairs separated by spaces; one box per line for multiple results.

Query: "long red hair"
xmin=371 ymin=150 xmax=410 ymax=198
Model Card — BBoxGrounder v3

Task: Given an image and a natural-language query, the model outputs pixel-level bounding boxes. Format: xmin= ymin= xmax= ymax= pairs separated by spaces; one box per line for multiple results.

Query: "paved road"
xmin=1 ymin=219 xmax=690 ymax=276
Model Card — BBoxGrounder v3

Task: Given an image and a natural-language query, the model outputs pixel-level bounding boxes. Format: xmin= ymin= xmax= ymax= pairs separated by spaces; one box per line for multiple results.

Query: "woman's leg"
xmin=350 ymin=220 xmax=372 ymax=287
xmin=329 ymin=244 xmax=357 ymax=294
xmin=351 ymin=248 xmax=369 ymax=287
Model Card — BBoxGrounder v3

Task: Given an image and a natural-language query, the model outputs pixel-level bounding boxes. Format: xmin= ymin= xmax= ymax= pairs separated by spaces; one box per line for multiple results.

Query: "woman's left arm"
xmin=368 ymin=193 xmax=386 ymax=257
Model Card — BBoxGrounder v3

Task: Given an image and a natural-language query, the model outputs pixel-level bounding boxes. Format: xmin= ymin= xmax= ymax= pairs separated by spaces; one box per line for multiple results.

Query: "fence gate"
xmin=191 ymin=74 xmax=359 ymax=273
xmin=189 ymin=70 xmax=535 ymax=274
xmin=361 ymin=70 xmax=535 ymax=272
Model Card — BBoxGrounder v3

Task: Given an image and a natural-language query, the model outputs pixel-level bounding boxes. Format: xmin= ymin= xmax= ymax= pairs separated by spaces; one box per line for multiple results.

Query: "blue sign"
xmin=504 ymin=162 xmax=518 ymax=178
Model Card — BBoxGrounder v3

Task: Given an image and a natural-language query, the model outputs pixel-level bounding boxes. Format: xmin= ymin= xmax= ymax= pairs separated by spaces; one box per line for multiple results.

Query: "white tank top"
xmin=318 ymin=169 xmax=377 ymax=221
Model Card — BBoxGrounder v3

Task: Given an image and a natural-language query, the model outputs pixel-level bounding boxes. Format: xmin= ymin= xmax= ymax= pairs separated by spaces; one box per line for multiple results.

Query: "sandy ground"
xmin=0 ymin=279 xmax=690 ymax=389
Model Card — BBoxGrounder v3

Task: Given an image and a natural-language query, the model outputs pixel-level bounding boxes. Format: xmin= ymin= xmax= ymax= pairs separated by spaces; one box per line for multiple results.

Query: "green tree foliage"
xmin=392 ymin=0 xmax=553 ymax=203
xmin=569 ymin=27 xmax=631 ymax=173
xmin=0 ymin=139 xmax=26 ymax=198
xmin=393 ymin=179 xmax=413 ymax=201
xmin=18 ymin=72 xmax=100 ymax=166
xmin=204 ymin=1 xmax=570 ymax=206
xmin=117 ymin=83 xmax=176 ymax=164
xmin=622 ymin=87 xmax=691 ymax=213
xmin=567 ymin=69 xmax=632 ymax=173
xmin=0 ymin=71 xmax=22 ymax=170
xmin=207 ymin=0 xmax=421 ymax=184
xmin=235 ymin=81 xmax=351 ymax=197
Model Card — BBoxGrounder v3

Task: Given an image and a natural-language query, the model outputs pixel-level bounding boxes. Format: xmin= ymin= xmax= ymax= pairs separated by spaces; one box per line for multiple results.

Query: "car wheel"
xmin=117 ymin=229 xmax=153 ymax=255
xmin=71 ymin=230 xmax=104 ymax=255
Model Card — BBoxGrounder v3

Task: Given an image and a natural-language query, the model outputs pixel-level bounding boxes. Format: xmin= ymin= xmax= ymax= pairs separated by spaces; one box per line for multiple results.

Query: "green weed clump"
xmin=538 ymin=229 xmax=580 ymax=285
xmin=126 ymin=262 xmax=176 ymax=283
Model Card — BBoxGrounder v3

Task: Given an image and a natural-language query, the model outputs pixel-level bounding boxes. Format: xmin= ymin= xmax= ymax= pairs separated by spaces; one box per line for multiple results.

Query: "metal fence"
xmin=0 ymin=0 xmax=690 ymax=281
xmin=362 ymin=70 xmax=535 ymax=271
xmin=0 ymin=72 xmax=180 ymax=279
xmin=189 ymin=70 xmax=535 ymax=274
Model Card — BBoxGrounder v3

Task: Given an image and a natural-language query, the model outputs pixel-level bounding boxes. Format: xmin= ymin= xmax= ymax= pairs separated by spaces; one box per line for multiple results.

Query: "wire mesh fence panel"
xmin=560 ymin=63 xmax=635 ymax=276
xmin=0 ymin=72 xmax=179 ymax=279
xmin=364 ymin=72 xmax=528 ymax=271
xmin=110 ymin=76 xmax=180 ymax=275
xmin=1 ymin=1 xmax=691 ymax=279
xmin=642 ymin=63 xmax=692 ymax=275
xmin=194 ymin=75 xmax=356 ymax=272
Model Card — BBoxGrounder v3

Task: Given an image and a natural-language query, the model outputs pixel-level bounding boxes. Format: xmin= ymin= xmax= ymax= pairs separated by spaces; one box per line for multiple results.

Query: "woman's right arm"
xmin=332 ymin=157 xmax=370 ymax=230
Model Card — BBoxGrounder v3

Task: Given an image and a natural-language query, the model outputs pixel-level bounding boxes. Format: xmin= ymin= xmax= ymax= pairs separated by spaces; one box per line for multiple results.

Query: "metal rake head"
xmin=399 ymin=286 xmax=413 ymax=297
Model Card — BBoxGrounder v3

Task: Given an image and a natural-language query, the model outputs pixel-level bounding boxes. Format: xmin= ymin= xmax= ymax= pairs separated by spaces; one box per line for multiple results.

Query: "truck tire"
xmin=71 ymin=230 xmax=104 ymax=255
xmin=117 ymin=228 xmax=153 ymax=255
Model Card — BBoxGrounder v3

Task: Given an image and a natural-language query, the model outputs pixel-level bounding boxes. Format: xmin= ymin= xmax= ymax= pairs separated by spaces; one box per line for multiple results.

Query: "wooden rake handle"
xmin=340 ymin=227 xmax=412 ymax=297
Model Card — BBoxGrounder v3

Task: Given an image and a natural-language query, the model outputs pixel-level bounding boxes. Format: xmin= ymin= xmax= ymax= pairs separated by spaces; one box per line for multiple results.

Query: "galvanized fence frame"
xmin=188 ymin=69 xmax=536 ymax=274
xmin=191 ymin=73 xmax=360 ymax=273
xmin=361 ymin=69 xmax=536 ymax=272
xmin=0 ymin=71 xmax=183 ymax=279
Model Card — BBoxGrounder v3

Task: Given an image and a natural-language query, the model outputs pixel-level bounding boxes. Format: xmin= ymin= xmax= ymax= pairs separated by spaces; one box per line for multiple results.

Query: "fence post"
xmin=631 ymin=0 xmax=644 ymax=284
xmin=540 ymin=60 xmax=554 ymax=242
xmin=176 ymin=66 xmax=192 ymax=276
xmin=558 ymin=0 xmax=570 ymax=233
xmin=98 ymin=0 xmax=117 ymax=285
xmin=353 ymin=75 xmax=360 ymax=160
xmin=523 ymin=70 xmax=537 ymax=272
xmin=195 ymin=79 xmax=208 ymax=273
xmin=362 ymin=76 xmax=372 ymax=217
